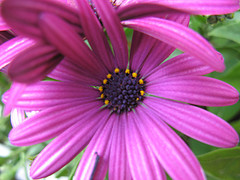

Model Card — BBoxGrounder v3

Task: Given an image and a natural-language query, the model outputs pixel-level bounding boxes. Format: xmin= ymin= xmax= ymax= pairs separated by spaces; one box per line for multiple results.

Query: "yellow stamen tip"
xmin=107 ymin=74 xmax=112 ymax=79
xmin=140 ymin=90 xmax=145 ymax=96
xmin=114 ymin=68 xmax=120 ymax=73
xmin=139 ymin=79 xmax=144 ymax=84
xmin=103 ymin=79 xmax=108 ymax=84
xmin=136 ymin=98 xmax=139 ymax=101
xmin=99 ymin=86 xmax=103 ymax=92
xmin=125 ymin=69 xmax=130 ymax=74
xmin=132 ymin=72 xmax=137 ymax=78
xmin=101 ymin=94 xmax=104 ymax=98
xmin=105 ymin=99 xmax=109 ymax=105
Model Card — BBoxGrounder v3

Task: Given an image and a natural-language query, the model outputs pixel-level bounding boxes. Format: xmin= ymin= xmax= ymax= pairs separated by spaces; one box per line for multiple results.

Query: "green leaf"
xmin=198 ymin=147 xmax=240 ymax=180
xmin=208 ymin=101 xmax=240 ymax=121
xmin=231 ymin=120 xmax=240 ymax=135
xmin=208 ymin=22 xmax=240 ymax=44
xmin=218 ymin=61 xmax=240 ymax=91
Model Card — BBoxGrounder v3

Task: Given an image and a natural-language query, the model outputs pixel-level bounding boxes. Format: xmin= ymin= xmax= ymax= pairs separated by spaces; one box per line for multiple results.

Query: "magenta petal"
xmin=10 ymin=108 xmax=25 ymax=128
xmin=77 ymin=0 xmax=115 ymax=71
xmin=3 ymin=82 xmax=26 ymax=116
xmin=39 ymin=12 xmax=107 ymax=78
xmin=2 ymin=0 xmax=80 ymax=38
xmin=74 ymin=114 xmax=116 ymax=180
xmin=30 ymin=109 xmax=110 ymax=179
xmin=146 ymin=53 xmax=214 ymax=80
xmin=9 ymin=101 xmax=101 ymax=146
xmin=8 ymin=42 xmax=62 ymax=83
xmin=122 ymin=17 xmax=225 ymax=72
xmin=147 ymin=76 xmax=239 ymax=106
xmin=120 ymin=0 xmax=239 ymax=15
xmin=48 ymin=57 xmax=100 ymax=85
xmin=130 ymin=14 xmax=189 ymax=75
xmin=13 ymin=81 xmax=99 ymax=110
xmin=0 ymin=37 xmax=37 ymax=69
xmin=92 ymin=0 xmax=128 ymax=69
xmin=108 ymin=116 xmax=131 ymax=180
xmin=134 ymin=106 xmax=205 ymax=179
xmin=144 ymin=97 xmax=239 ymax=148
xmin=125 ymin=113 xmax=167 ymax=179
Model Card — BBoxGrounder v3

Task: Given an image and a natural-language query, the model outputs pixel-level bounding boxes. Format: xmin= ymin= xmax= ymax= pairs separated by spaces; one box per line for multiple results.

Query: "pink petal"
xmin=147 ymin=76 xmax=239 ymax=106
xmin=12 ymin=81 xmax=99 ymax=110
xmin=0 ymin=37 xmax=37 ymax=69
xmin=10 ymin=108 xmax=25 ymax=128
xmin=92 ymin=0 xmax=128 ymax=69
xmin=3 ymin=82 xmax=26 ymax=116
xmin=74 ymin=114 xmax=116 ymax=180
xmin=77 ymin=0 xmax=115 ymax=71
xmin=9 ymin=101 xmax=102 ymax=146
xmin=130 ymin=14 xmax=189 ymax=75
xmin=120 ymin=0 xmax=239 ymax=15
xmin=48 ymin=57 xmax=100 ymax=85
xmin=108 ymin=116 xmax=131 ymax=180
xmin=144 ymin=97 xmax=239 ymax=148
xmin=39 ymin=12 xmax=107 ymax=79
xmin=125 ymin=113 xmax=167 ymax=179
xmin=134 ymin=106 xmax=205 ymax=179
xmin=7 ymin=42 xmax=62 ymax=83
xmin=30 ymin=109 xmax=110 ymax=179
xmin=146 ymin=53 xmax=214 ymax=80
xmin=1 ymin=0 xmax=81 ymax=38
xmin=122 ymin=17 xmax=225 ymax=72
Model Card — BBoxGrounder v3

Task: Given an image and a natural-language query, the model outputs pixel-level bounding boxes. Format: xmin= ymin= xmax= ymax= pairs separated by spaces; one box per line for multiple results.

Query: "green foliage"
xmin=198 ymin=147 xmax=240 ymax=180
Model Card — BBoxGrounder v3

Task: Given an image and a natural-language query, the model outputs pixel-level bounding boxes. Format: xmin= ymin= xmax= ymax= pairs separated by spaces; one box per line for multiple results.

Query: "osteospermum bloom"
xmin=3 ymin=1 xmax=239 ymax=179
xmin=1 ymin=0 xmax=239 ymax=84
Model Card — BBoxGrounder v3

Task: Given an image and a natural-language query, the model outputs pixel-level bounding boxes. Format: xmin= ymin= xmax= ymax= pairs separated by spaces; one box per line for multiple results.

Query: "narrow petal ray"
xmin=125 ymin=112 xmax=167 ymax=180
xmin=134 ymin=106 xmax=205 ymax=179
xmin=147 ymin=76 xmax=239 ymax=107
xmin=144 ymin=97 xmax=239 ymax=148
xmin=30 ymin=109 xmax=110 ymax=179
xmin=92 ymin=0 xmax=128 ymax=69
xmin=122 ymin=17 xmax=225 ymax=72
xmin=9 ymin=101 xmax=102 ymax=146
xmin=74 ymin=114 xmax=116 ymax=180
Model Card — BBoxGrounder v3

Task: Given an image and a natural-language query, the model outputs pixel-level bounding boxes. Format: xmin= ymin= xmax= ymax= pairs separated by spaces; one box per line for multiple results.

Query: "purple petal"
xmin=147 ymin=76 xmax=239 ymax=106
xmin=39 ymin=12 xmax=107 ymax=79
xmin=8 ymin=42 xmax=63 ymax=83
xmin=144 ymin=97 xmax=239 ymax=148
xmin=92 ymin=0 xmax=128 ymax=69
xmin=130 ymin=14 xmax=189 ymax=75
xmin=125 ymin=113 xmax=167 ymax=179
xmin=3 ymin=82 xmax=26 ymax=116
xmin=0 ymin=37 xmax=37 ymax=69
xmin=9 ymin=101 xmax=102 ymax=146
xmin=48 ymin=57 xmax=100 ymax=85
xmin=74 ymin=114 xmax=116 ymax=180
xmin=77 ymin=0 xmax=115 ymax=71
xmin=120 ymin=0 xmax=239 ymax=15
xmin=30 ymin=109 xmax=110 ymax=179
xmin=122 ymin=17 xmax=225 ymax=72
xmin=1 ymin=0 xmax=81 ymax=38
xmin=108 ymin=116 xmax=131 ymax=180
xmin=12 ymin=81 xmax=99 ymax=110
xmin=10 ymin=108 xmax=26 ymax=128
xmin=146 ymin=53 xmax=214 ymax=80
xmin=133 ymin=106 xmax=205 ymax=179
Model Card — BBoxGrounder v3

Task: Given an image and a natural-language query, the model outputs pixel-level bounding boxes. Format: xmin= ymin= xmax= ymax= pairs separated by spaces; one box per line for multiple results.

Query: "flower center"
xmin=99 ymin=68 xmax=145 ymax=114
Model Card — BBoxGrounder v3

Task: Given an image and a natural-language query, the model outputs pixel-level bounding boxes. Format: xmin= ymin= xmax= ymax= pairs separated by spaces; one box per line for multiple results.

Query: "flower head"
xmin=3 ymin=1 xmax=239 ymax=179
xmin=0 ymin=0 xmax=239 ymax=84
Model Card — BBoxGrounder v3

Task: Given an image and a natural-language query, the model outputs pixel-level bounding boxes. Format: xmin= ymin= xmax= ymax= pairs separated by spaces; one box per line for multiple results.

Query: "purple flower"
xmin=0 ymin=0 xmax=239 ymax=83
xmin=3 ymin=1 xmax=239 ymax=179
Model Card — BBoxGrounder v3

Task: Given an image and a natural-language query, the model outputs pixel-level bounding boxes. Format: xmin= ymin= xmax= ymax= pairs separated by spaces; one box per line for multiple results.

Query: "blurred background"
xmin=1 ymin=11 xmax=240 ymax=180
